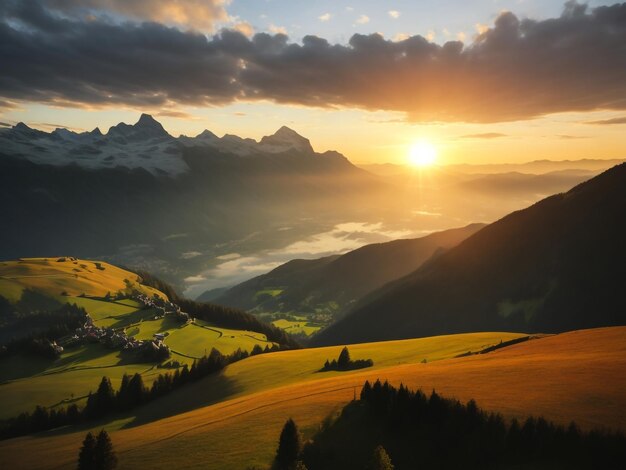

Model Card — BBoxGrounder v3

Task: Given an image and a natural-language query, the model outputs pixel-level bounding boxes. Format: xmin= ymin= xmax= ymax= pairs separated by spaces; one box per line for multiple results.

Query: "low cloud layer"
xmin=585 ymin=116 xmax=626 ymax=125
xmin=1 ymin=1 xmax=625 ymax=122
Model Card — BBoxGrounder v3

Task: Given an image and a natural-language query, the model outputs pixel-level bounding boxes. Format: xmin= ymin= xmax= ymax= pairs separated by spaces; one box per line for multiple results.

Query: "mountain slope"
xmin=209 ymin=224 xmax=484 ymax=318
xmin=314 ymin=163 xmax=626 ymax=346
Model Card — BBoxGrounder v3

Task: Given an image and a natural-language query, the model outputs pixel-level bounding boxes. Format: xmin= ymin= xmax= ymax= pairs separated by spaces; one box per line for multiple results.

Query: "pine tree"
xmin=360 ymin=380 xmax=372 ymax=400
xmin=337 ymin=347 xmax=351 ymax=369
xmin=117 ymin=374 xmax=130 ymax=410
xmin=94 ymin=429 xmax=117 ymax=470
xmin=275 ymin=418 xmax=302 ymax=470
xmin=78 ymin=432 xmax=96 ymax=469
xmin=96 ymin=377 xmax=115 ymax=414
xmin=128 ymin=373 xmax=146 ymax=407
xmin=371 ymin=445 xmax=394 ymax=470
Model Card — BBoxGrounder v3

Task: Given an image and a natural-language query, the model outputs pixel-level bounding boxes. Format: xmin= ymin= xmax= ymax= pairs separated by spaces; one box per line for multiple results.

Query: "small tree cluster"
xmin=320 ymin=347 xmax=373 ymax=372
xmin=78 ymin=430 xmax=117 ymax=470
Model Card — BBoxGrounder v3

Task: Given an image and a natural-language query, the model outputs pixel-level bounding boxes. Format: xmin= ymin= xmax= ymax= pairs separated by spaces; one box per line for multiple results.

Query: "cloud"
xmin=584 ymin=116 xmax=626 ymax=125
xmin=475 ymin=23 xmax=489 ymax=34
xmin=157 ymin=110 xmax=198 ymax=119
xmin=0 ymin=98 xmax=18 ymax=110
xmin=180 ymin=251 xmax=202 ymax=259
xmin=318 ymin=13 xmax=331 ymax=22
xmin=268 ymin=24 xmax=287 ymax=34
xmin=232 ymin=21 xmax=254 ymax=37
xmin=556 ymin=134 xmax=588 ymax=139
xmin=356 ymin=14 xmax=370 ymax=24
xmin=388 ymin=10 xmax=400 ymax=19
xmin=43 ymin=0 xmax=229 ymax=31
xmin=460 ymin=132 xmax=507 ymax=139
xmin=216 ymin=252 xmax=241 ymax=260
xmin=2 ymin=1 xmax=626 ymax=123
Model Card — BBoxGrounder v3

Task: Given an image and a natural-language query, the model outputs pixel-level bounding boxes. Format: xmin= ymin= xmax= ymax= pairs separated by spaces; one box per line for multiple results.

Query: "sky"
xmin=1 ymin=0 xmax=625 ymax=165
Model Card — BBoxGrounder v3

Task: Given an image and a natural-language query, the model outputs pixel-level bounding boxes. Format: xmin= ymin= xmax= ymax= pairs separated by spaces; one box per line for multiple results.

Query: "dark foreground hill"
xmin=208 ymin=224 xmax=484 ymax=318
xmin=314 ymin=163 xmax=626 ymax=346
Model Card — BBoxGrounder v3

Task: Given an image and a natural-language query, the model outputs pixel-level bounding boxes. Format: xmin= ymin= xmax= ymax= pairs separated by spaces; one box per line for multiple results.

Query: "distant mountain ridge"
xmin=0 ymin=114 xmax=333 ymax=176
xmin=208 ymin=224 xmax=484 ymax=320
xmin=0 ymin=115 xmax=378 ymax=288
xmin=313 ymin=163 xmax=626 ymax=346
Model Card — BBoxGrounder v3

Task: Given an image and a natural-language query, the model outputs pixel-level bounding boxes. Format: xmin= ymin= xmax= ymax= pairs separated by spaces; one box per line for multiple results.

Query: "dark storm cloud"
xmin=1 ymin=1 xmax=626 ymax=122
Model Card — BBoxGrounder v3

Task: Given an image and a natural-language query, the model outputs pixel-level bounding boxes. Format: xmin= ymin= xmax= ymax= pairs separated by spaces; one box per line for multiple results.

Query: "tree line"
xmin=320 ymin=347 xmax=373 ymax=372
xmin=0 ymin=302 xmax=87 ymax=359
xmin=0 ymin=347 xmax=259 ymax=440
xmin=276 ymin=380 xmax=626 ymax=469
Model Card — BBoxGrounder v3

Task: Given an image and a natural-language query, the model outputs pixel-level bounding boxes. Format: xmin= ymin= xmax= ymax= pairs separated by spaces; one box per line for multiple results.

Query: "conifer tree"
xmin=360 ymin=380 xmax=372 ymax=400
xmin=337 ymin=347 xmax=351 ymax=369
xmin=96 ymin=377 xmax=115 ymax=414
xmin=94 ymin=429 xmax=117 ymax=470
xmin=275 ymin=418 xmax=302 ymax=470
xmin=78 ymin=432 xmax=96 ymax=469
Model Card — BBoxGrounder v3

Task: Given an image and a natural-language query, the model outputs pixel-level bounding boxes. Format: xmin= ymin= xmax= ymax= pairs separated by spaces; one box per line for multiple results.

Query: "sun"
xmin=408 ymin=141 xmax=438 ymax=167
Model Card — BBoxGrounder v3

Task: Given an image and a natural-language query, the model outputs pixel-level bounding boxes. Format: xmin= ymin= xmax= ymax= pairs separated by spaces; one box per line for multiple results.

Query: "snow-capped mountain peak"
xmin=259 ymin=126 xmax=314 ymax=154
xmin=0 ymin=115 xmax=337 ymax=176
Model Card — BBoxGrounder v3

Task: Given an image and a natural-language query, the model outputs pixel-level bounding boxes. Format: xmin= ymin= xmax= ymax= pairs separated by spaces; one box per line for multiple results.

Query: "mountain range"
xmin=1 ymin=114 xmax=616 ymax=295
xmin=313 ymin=163 xmax=626 ymax=345
xmin=0 ymin=115 xmax=380 ymax=288
xmin=0 ymin=114 xmax=336 ymax=176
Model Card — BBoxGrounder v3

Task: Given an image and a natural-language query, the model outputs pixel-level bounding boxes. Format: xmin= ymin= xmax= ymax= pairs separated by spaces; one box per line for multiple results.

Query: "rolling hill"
xmin=0 ymin=258 xmax=292 ymax=417
xmin=206 ymin=224 xmax=484 ymax=327
xmin=314 ymin=163 xmax=626 ymax=346
xmin=0 ymin=327 xmax=624 ymax=469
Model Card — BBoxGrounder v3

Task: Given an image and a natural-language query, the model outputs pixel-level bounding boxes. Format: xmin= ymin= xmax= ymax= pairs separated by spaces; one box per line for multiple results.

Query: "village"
xmin=60 ymin=292 xmax=189 ymax=362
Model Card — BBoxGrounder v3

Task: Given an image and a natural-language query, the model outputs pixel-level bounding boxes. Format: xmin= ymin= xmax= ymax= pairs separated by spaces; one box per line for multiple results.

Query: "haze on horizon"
xmin=1 ymin=0 xmax=625 ymax=166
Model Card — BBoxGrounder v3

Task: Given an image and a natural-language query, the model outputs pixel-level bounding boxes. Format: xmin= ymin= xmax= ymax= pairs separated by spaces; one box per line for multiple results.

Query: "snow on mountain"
xmin=258 ymin=126 xmax=314 ymax=154
xmin=0 ymin=115 xmax=321 ymax=175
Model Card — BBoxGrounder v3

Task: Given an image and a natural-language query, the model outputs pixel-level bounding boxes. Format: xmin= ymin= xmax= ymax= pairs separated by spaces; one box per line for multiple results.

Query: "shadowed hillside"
xmin=314 ymin=163 xmax=626 ymax=346
xmin=209 ymin=224 xmax=484 ymax=320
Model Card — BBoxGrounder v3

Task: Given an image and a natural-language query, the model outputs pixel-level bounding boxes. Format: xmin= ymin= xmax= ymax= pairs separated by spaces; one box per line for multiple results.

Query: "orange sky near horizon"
xmin=5 ymin=102 xmax=625 ymax=166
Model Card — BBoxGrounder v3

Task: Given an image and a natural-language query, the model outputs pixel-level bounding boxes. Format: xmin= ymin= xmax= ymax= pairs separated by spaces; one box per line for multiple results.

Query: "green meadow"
xmin=0 ymin=258 xmax=277 ymax=418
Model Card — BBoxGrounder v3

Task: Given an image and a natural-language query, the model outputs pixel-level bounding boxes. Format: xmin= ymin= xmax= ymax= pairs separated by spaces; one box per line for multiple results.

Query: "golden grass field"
xmin=2 ymin=327 xmax=625 ymax=469
xmin=0 ymin=257 xmax=167 ymax=301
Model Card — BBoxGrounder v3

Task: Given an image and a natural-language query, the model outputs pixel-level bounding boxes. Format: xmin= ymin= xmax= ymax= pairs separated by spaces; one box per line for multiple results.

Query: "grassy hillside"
xmin=315 ymin=163 xmax=626 ymax=346
xmin=0 ymin=257 xmax=166 ymax=302
xmin=0 ymin=258 xmax=279 ymax=417
xmin=3 ymin=327 xmax=624 ymax=470
xmin=0 ymin=330 xmax=536 ymax=468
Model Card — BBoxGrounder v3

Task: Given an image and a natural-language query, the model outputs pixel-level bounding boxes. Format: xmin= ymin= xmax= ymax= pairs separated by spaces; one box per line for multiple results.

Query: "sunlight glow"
xmin=408 ymin=141 xmax=438 ymax=167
